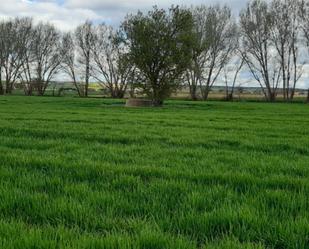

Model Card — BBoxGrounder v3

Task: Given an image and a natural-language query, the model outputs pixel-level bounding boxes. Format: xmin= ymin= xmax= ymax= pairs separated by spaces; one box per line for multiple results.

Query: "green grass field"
xmin=0 ymin=96 xmax=309 ymax=249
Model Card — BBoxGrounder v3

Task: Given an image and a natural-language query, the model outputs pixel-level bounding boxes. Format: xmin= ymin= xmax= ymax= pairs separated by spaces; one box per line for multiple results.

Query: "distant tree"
xmin=121 ymin=6 xmax=194 ymax=106
xmin=300 ymin=0 xmax=309 ymax=48
xmin=185 ymin=6 xmax=210 ymax=100
xmin=20 ymin=22 xmax=61 ymax=96
xmin=0 ymin=18 xmax=32 ymax=95
xmin=240 ymin=0 xmax=281 ymax=102
xmin=188 ymin=5 xmax=238 ymax=101
xmin=19 ymin=22 xmax=35 ymax=96
xmin=299 ymin=0 xmax=309 ymax=97
xmin=91 ymin=24 xmax=135 ymax=98
xmin=75 ymin=21 xmax=95 ymax=97
xmin=62 ymin=21 xmax=95 ymax=97
xmin=223 ymin=55 xmax=245 ymax=101
xmin=61 ymin=33 xmax=86 ymax=97
xmin=271 ymin=0 xmax=303 ymax=101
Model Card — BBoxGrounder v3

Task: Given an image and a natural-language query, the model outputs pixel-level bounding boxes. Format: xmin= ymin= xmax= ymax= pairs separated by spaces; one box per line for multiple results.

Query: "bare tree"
xmin=34 ymin=23 xmax=61 ymax=96
xmin=20 ymin=24 xmax=35 ymax=96
xmin=74 ymin=21 xmax=95 ymax=97
xmin=20 ymin=22 xmax=61 ymax=96
xmin=0 ymin=21 xmax=7 ymax=95
xmin=186 ymin=6 xmax=210 ymax=100
xmin=271 ymin=0 xmax=303 ymax=101
xmin=188 ymin=5 xmax=238 ymax=101
xmin=300 ymin=0 xmax=309 ymax=47
xmin=91 ymin=24 xmax=135 ymax=98
xmin=240 ymin=0 xmax=281 ymax=102
xmin=61 ymin=33 xmax=85 ymax=97
xmin=223 ymin=55 xmax=245 ymax=101
xmin=0 ymin=18 xmax=32 ymax=95
xmin=299 ymin=0 xmax=309 ymax=103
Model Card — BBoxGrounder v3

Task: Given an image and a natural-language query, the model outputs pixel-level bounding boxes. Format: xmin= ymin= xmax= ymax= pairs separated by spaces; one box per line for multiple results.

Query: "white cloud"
xmin=0 ymin=0 xmax=104 ymax=31
xmin=0 ymin=0 xmax=268 ymax=29
xmin=0 ymin=0 xmax=249 ymax=30
xmin=65 ymin=0 xmax=246 ymax=10
xmin=64 ymin=0 xmax=248 ymax=26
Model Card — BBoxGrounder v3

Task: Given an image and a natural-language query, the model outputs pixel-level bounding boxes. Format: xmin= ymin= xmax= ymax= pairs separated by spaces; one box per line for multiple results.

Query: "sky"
xmin=0 ymin=0 xmax=247 ymax=31
xmin=0 ymin=0 xmax=308 ymax=88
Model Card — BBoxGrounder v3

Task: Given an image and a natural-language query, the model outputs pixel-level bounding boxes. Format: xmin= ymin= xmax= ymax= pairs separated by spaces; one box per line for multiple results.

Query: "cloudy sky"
xmin=0 ymin=0 xmax=246 ymax=31
xmin=0 ymin=0 xmax=308 ymax=88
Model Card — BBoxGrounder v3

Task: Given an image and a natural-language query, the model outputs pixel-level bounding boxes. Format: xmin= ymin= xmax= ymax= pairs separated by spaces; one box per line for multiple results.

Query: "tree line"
xmin=1 ymin=0 xmax=309 ymax=105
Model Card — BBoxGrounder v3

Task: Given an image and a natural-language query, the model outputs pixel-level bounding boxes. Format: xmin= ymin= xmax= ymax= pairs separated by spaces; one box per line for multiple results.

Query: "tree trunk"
xmin=201 ymin=67 xmax=214 ymax=101
xmin=5 ymin=87 xmax=12 ymax=94
xmin=37 ymin=79 xmax=45 ymax=96
xmin=190 ymin=85 xmax=198 ymax=101
xmin=269 ymin=91 xmax=276 ymax=102
xmin=201 ymin=85 xmax=210 ymax=101
xmin=129 ymin=84 xmax=135 ymax=98
xmin=226 ymin=93 xmax=234 ymax=101
xmin=24 ymin=84 xmax=33 ymax=96
xmin=111 ymin=89 xmax=125 ymax=99
xmin=0 ymin=70 xmax=3 ymax=95
xmin=37 ymin=87 xmax=44 ymax=96
xmin=5 ymin=80 xmax=13 ymax=94
xmin=85 ymin=80 xmax=89 ymax=97
xmin=85 ymin=51 xmax=90 ymax=98
xmin=152 ymin=99 xmax=163 ymax=107
xmin=307 ymin=89 xmax=309 ymax=103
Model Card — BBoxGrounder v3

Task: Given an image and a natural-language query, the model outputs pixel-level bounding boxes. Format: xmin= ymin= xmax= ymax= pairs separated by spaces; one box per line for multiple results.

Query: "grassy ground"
xmin=0 ymin=96 xmax=308 ymax=248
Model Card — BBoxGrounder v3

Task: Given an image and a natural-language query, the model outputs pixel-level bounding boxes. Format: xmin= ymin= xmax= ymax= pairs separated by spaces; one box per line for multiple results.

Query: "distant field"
xmin=12 ymin=82 xmax=309 ymax=102
xmin=0 ymin=96 xmax=309 ymax=248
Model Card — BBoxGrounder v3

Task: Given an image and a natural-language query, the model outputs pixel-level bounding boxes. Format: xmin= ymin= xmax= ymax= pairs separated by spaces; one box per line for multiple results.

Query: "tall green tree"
xmin=121 ymin=6 xmax=194 ymax=106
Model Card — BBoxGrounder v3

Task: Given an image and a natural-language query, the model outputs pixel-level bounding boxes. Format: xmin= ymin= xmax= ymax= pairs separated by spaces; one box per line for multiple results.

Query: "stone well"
xmin=125 ymin=99 xmax=154 ymax=107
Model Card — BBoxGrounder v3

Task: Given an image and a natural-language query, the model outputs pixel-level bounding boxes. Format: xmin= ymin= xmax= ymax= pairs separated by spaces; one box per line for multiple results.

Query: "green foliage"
xmin=122 ymin=6 xmax=194 ymax=105
xmin=0 ymin=96 xmax=309 ymax=248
